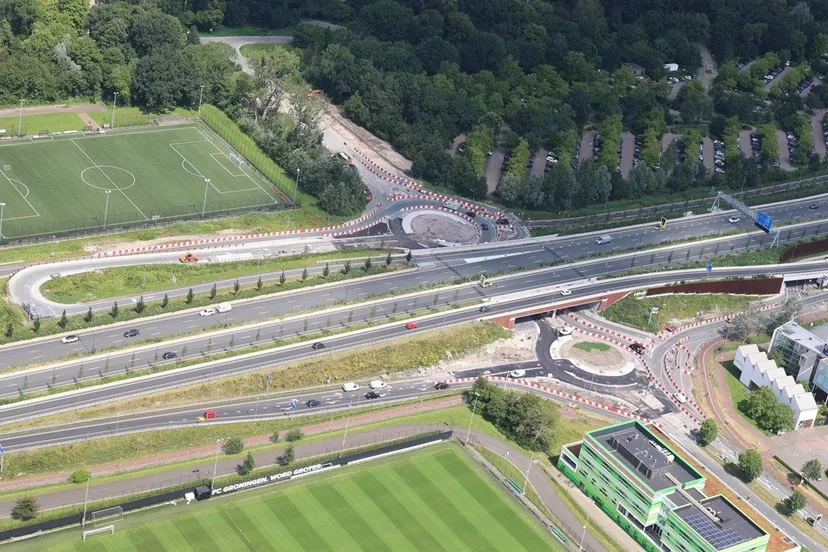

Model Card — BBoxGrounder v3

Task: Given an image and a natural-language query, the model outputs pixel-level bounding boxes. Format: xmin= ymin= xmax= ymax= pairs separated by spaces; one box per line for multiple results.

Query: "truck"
xmin=216 ymin=302 xmax=232 ymax=313
xmin=444 ymin=200 xmax=461 ymax=211
xmin=478 ymin=276 xmax=493 ymax=288
xmin=594 ymin=235 xmax=613 ymax=245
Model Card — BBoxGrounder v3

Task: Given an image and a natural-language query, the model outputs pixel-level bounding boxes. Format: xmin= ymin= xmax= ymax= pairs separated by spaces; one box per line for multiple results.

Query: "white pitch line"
xmin=71 ymin=139 xmax=149 ymax=220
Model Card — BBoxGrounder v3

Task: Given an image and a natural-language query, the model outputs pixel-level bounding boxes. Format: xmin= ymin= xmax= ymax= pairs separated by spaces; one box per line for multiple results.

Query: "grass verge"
xmin=602 ymin=293 xmax=755 ymax=332
xmin=474 ymin=445 xmax=556 ymax=518
xmin=42 ymin=249 xmax=396 ymax=303
xmin=573 ymin=341 xmax=610 ymax=353
xmin=240 ymin=43 xmax=296 ymax=56
xmin=204 ymin=24 xmax=295 ymax=37
xmin=86 ymin=107 xmax=195 ymax=128
xmin=1 ymin=112 xmax=86 ymax=134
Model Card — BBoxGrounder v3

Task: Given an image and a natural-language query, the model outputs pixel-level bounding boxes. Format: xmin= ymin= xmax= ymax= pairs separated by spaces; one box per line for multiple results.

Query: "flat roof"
xmin=589 ymin=422 xmax=702 ymax=491
xmin=775 ymin=322 xmax=827 ymax=355
xmin=675 ymin=495 xmax=766 ymax=550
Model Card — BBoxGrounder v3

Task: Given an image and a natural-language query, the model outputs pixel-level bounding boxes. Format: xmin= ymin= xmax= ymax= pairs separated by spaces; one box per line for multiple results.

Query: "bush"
xmin=269 ymin=432 xmax=280 ymax=443
xmin=279 ymin=445 xmax=295 ymax=466
xmin=237 ymin=452 xmax=255 ymax=475
xmin=222 ymin=437 xmax=244 ymax=455
xmin=69 ymin=470 xmax=91 ymax=484
xmin=285 ymin=429 xmax=304 ymax=442
xmin=11 ymin=497 xmax=39 ymax=521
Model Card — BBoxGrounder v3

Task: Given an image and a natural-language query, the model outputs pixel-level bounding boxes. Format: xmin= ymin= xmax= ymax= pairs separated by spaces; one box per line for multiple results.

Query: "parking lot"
xmin=811 ymin=109 xmax=828 ymax=158
xmin=579 ymin=130 xmax=597 ymax=165
xmin=620 ymin=131 xmax=636 ymax=176
xmin=764 ymin=64 xmax=792 ymax=90
xmin=738 ymin=130 xmax=754 ymax=159
xmin=777 ymin=130 xmax=796 ymax=171
xmin=484 ymin=147 xmax=506 ymax=195
xmin=702 ymin=137 xmax=715 ymax=172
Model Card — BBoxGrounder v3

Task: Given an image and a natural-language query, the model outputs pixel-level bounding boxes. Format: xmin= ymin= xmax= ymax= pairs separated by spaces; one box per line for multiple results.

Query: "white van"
xmin=342 ymin=382 xmax=360 ymax=392
xmin=557 ymin=326 xmax=573 ymax=336
xmin=369 ymin=380 xmax=387 ymax=389
xmin=595 ymin=235 xmax=613 ymax=245
xmin=216 ymin=302 xmax=232 ymax=313
xmin=509 ymin=369 xmax=526 ymax=378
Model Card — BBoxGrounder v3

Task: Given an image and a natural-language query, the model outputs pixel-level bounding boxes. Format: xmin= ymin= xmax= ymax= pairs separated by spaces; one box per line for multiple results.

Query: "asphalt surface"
xmin=2 ymin=258 xmax=827 ymax=423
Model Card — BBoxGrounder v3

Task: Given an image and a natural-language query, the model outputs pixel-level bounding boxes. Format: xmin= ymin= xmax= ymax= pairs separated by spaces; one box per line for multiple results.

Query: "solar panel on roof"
xmin=683 ymin=513 xmax=748 ymax=550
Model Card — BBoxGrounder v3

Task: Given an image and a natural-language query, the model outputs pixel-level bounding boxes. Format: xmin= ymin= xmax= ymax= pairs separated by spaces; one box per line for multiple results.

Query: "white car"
xmin=509 ymin=370 xmax=526 ymax=378
xmin=368 ymin=380 xmax=387 ymax=389
xmin=342 ymin=382 xmax=360 ymax=392
xmin=728 ymin=216 xmax=741 ymax=223
xmin=559 ymin=289 xmax=572 ymax=296
xmin=199 ymin=308 xmax=216 ymax=317
xmin=61 ymin=335 xmax=80 ymax=344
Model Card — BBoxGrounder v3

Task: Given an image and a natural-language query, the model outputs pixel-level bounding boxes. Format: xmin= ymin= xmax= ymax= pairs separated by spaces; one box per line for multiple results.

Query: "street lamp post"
xmin=81 ymin=476 xmax=92 ymax=527
xmin=522 ymin=451 xmax=535 ymax=496
xmin=202 ymin=179 xmax=211 ymax=218
xmin=579 ymin=511 xmax=591 ymax=552
xmin=465 ymin=392 xmax=480 ymax=445
xmin=211 ymin=438 xmax=224 ymax=489
xmin=111 ymin=92 xmax=118 ymax=129
xmin=103 ymin=190 xmax=112 ymax=230
xmin=198 ymin=85 xmax=205 ymax=120
xmin=17 ymin=99 xmax=24 ymax=137
xmin=0 ymin=202 xmax=5 ymax=241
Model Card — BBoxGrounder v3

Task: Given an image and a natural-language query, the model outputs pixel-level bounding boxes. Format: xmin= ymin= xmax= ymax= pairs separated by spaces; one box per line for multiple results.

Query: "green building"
xmin=558 ymin=421 xmax=770 ymax=552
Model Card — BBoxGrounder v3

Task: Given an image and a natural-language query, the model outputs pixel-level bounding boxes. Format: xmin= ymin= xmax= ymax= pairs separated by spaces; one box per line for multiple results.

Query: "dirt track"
xmin=0 ymin=103 xmax=106 ymax=118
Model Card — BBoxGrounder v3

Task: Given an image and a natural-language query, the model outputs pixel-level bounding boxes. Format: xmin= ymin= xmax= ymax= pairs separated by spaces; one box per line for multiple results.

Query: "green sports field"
xmin=23 ymin=445 xmax=560 ymax=551
xmin=0 ymin=125 xmax=288 ymax=239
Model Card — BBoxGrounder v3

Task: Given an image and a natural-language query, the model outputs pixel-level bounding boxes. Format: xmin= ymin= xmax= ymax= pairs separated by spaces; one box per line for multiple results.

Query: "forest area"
xmin=5 ymin=0 xmax=828 ymax=214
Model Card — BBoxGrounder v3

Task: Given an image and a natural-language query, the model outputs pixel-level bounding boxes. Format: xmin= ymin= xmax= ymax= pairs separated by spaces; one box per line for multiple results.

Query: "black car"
xmin=434 ymin=382 xmax=450 ymax=390
xmin=365 ymin=391 xmax=381 ymax=399
xmin=481 ymin=223 xmax=489 ymax=231
xmin=312 ymin=342 xmax=326 ymax=350
xmin=809 ymin=202 xmax=820 ymax=209
xmin=479 ymin=306 xmax=491 ymax=313
xmin=629 ymin=342 xmax=646 ymax=354
xmin=307 ymin=399 xmax=321 ymax=408
xmin=161 ymin=351 xmax=177 ymax=360
xmin=496 ymin=218 xmax=510 ymax=225
xmin=123 ymin=329 xmax=140 ymax=338
xmin=466 ymin=211 xmax=477 ymax=218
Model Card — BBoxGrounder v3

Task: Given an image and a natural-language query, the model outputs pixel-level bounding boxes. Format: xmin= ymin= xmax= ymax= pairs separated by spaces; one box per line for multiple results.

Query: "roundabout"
xmin=400 ymin=209 xmax=479 ymax=245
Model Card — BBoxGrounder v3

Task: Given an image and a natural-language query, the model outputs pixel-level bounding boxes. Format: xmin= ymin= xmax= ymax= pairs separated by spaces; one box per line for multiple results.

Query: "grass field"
xmin=0 ymin=112 xmax=87 ymax=135
xmin=24 ymin=445 xmax=559 ymax=552
xmin=573 ymin=341 xmax=610 ymax=353
xmin=603 ymin=294 xmax=754 ymax=331
xmin=0 ymin=125 xmax=289 ymax=239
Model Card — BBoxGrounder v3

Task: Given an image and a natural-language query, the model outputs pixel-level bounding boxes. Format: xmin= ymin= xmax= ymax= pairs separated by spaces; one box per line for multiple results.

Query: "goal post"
xmin=91 ymin=505 xmax=123 ymax=526
xmin=83 ymin=525 xmax=114 ymax=541
xmin=229 ymin=152 xmax=244 ymax=169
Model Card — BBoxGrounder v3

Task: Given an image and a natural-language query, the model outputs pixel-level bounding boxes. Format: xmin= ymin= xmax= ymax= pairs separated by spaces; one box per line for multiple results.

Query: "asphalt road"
xmin=3 ymin=257 xmax=827 ymax=423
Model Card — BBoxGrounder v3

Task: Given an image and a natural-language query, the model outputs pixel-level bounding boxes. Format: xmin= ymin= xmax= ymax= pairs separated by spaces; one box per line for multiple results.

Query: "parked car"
xmin=61 ymin=335 xmax=79 ymax=344
xmin=123 ymin=329 xmax=140 ymax=338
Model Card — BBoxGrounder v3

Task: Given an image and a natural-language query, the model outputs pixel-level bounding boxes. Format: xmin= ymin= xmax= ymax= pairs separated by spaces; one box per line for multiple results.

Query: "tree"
xmin=69 ymin=470 xmax=91 ymax=483
xmin=406 ymin=250 xmax=412 ymax=263
xmin=32 ymin=317 xmax=40 ymax=333
xmin=698 ymin=419 xmax=718 ymax=446
xmin=677 ymin=80 xmax=712 ymax=123
xmin=256 ymin=277 xmax=263 ymax=291
xmin=385 ymin=253 xmax=392 ymax=267
xmin=5 ymin=322 xmax=12 ymax=338
xmin=110 ymin=301 xmax=119 ymax=318
xmin=210 ymin=283 xmax=217 ymax=299
xmin=84 ymin=307 xmax=93 ymax=322
xmin=498 ymin=174 xmax=523 ymax=205
xmin=342 ymin=260 xmax=351 ymax=275
xmin=738 ymin=449 xmax=763 ymax=482
xmin=281 ymin=445 xmax=295 ymax=465
xmin=233 ymin=279 xmax=240 ymax=294
xmin=785 ymin=490 xmax=807 ymax=514
xmin=161 ymin=294 xmax=169 ymax=308
xmin=285 ymin=429 xmax=304 ymax=442
xmin=58 ymin=310 xmax=68 ymax=328
xmin=129 ymin=10 xmax=186 ymax=57
xmin=323 ymin=263 xmax=330 ymax=277
xmin=364 ymin=257 xmax=372 ymax=271
xmin=186 ymin=288 xmax=194 ymax=304
xmin=744 ymin=387 xmax=795 ymax=433
xmin=135 ymin=296 xmax=145 ymax=313
xmin=10 ymin=497 xmax=39 ymax=521
xmin=222 ymin=437 xmax=244 ymax=455
xmin=801 ymin=459 xmax=823 ymax=482
xmin=280 ymin=271 xmax=286 ymax=285
xmin=237 ymin=452 xmax=255 ymax=475
xmin=301 ymin=268 xmax=308 ymax=280
xmin=269 ymin=432 xmax=280 ymax=443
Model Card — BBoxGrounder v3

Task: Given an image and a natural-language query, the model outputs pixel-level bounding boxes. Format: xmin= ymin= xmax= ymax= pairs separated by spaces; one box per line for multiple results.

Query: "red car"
xmin=203 ymin=410 xmax=218 ymax=419
xmin=405 ymin=322 xmax=418 ymax=330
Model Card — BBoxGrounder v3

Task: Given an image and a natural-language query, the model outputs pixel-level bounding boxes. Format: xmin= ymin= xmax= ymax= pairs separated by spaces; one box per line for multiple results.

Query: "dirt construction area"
xmin=408 ymin=213 xmax=477 ymax=243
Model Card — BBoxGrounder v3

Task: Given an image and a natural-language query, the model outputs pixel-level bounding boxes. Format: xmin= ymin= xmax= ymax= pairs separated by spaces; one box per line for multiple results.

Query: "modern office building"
xmin=769 ymin=321 xmax=828 ymax=399
xmin=559 ymin=421 xmax=771 ymax=552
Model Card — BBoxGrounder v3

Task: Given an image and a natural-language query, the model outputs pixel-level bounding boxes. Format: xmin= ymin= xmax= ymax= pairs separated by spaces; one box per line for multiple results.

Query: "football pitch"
xmin=0 ymin=125 xmax=289 ymax=239
xmin=25 ymin=445 xmax=560 ymax=551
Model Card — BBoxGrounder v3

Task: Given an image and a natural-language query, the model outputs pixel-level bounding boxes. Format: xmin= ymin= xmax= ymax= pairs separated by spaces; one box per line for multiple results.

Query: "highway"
xmin=2 ymin=259 xmax=827 ymax=423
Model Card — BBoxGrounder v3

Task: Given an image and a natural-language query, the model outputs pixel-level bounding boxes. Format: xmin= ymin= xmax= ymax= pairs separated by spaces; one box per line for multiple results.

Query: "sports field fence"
xmin=199 ymin=105 xmax=297 ymax=202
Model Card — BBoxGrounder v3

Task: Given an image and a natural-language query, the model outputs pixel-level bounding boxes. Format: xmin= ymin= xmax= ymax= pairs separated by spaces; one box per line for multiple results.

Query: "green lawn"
xmin=204 ymin=24 xmax=295 ymax=37
xmin=43 ymin=249 xmax=396 ymax=303
xmin=603 ymin=294 xmax=755 ymax=332
xmin=573 ymin=341 xmax=610 ymax=353
xmin=721 ymin=359 xmax=764 ymax=431
xmin=240 ymin=43 xmax=296 ymax=56
xmin=0 ymin=124 xmax=288 ymax=239
xmin=25 ymin=445 xmax=559 ymax=552
xmin=0 ymin=112 xmax=87 ymax=135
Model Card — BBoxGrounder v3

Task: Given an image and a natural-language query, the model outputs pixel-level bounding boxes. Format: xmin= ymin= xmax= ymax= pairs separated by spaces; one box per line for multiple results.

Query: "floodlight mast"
xmin=710 ymin=191 xmax=780 ymax=247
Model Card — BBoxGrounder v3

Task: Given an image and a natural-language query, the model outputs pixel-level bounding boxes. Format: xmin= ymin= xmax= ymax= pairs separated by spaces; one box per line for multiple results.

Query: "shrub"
xmin=11 ymin=497 xmax=39 ymax=521
xmin=285 ymin=429 xmax=304 ymax=442
xmin=69 ymin=469 xmax=91 ymax=484
xmin=222 ymin=437 xmax=244 ymax=455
